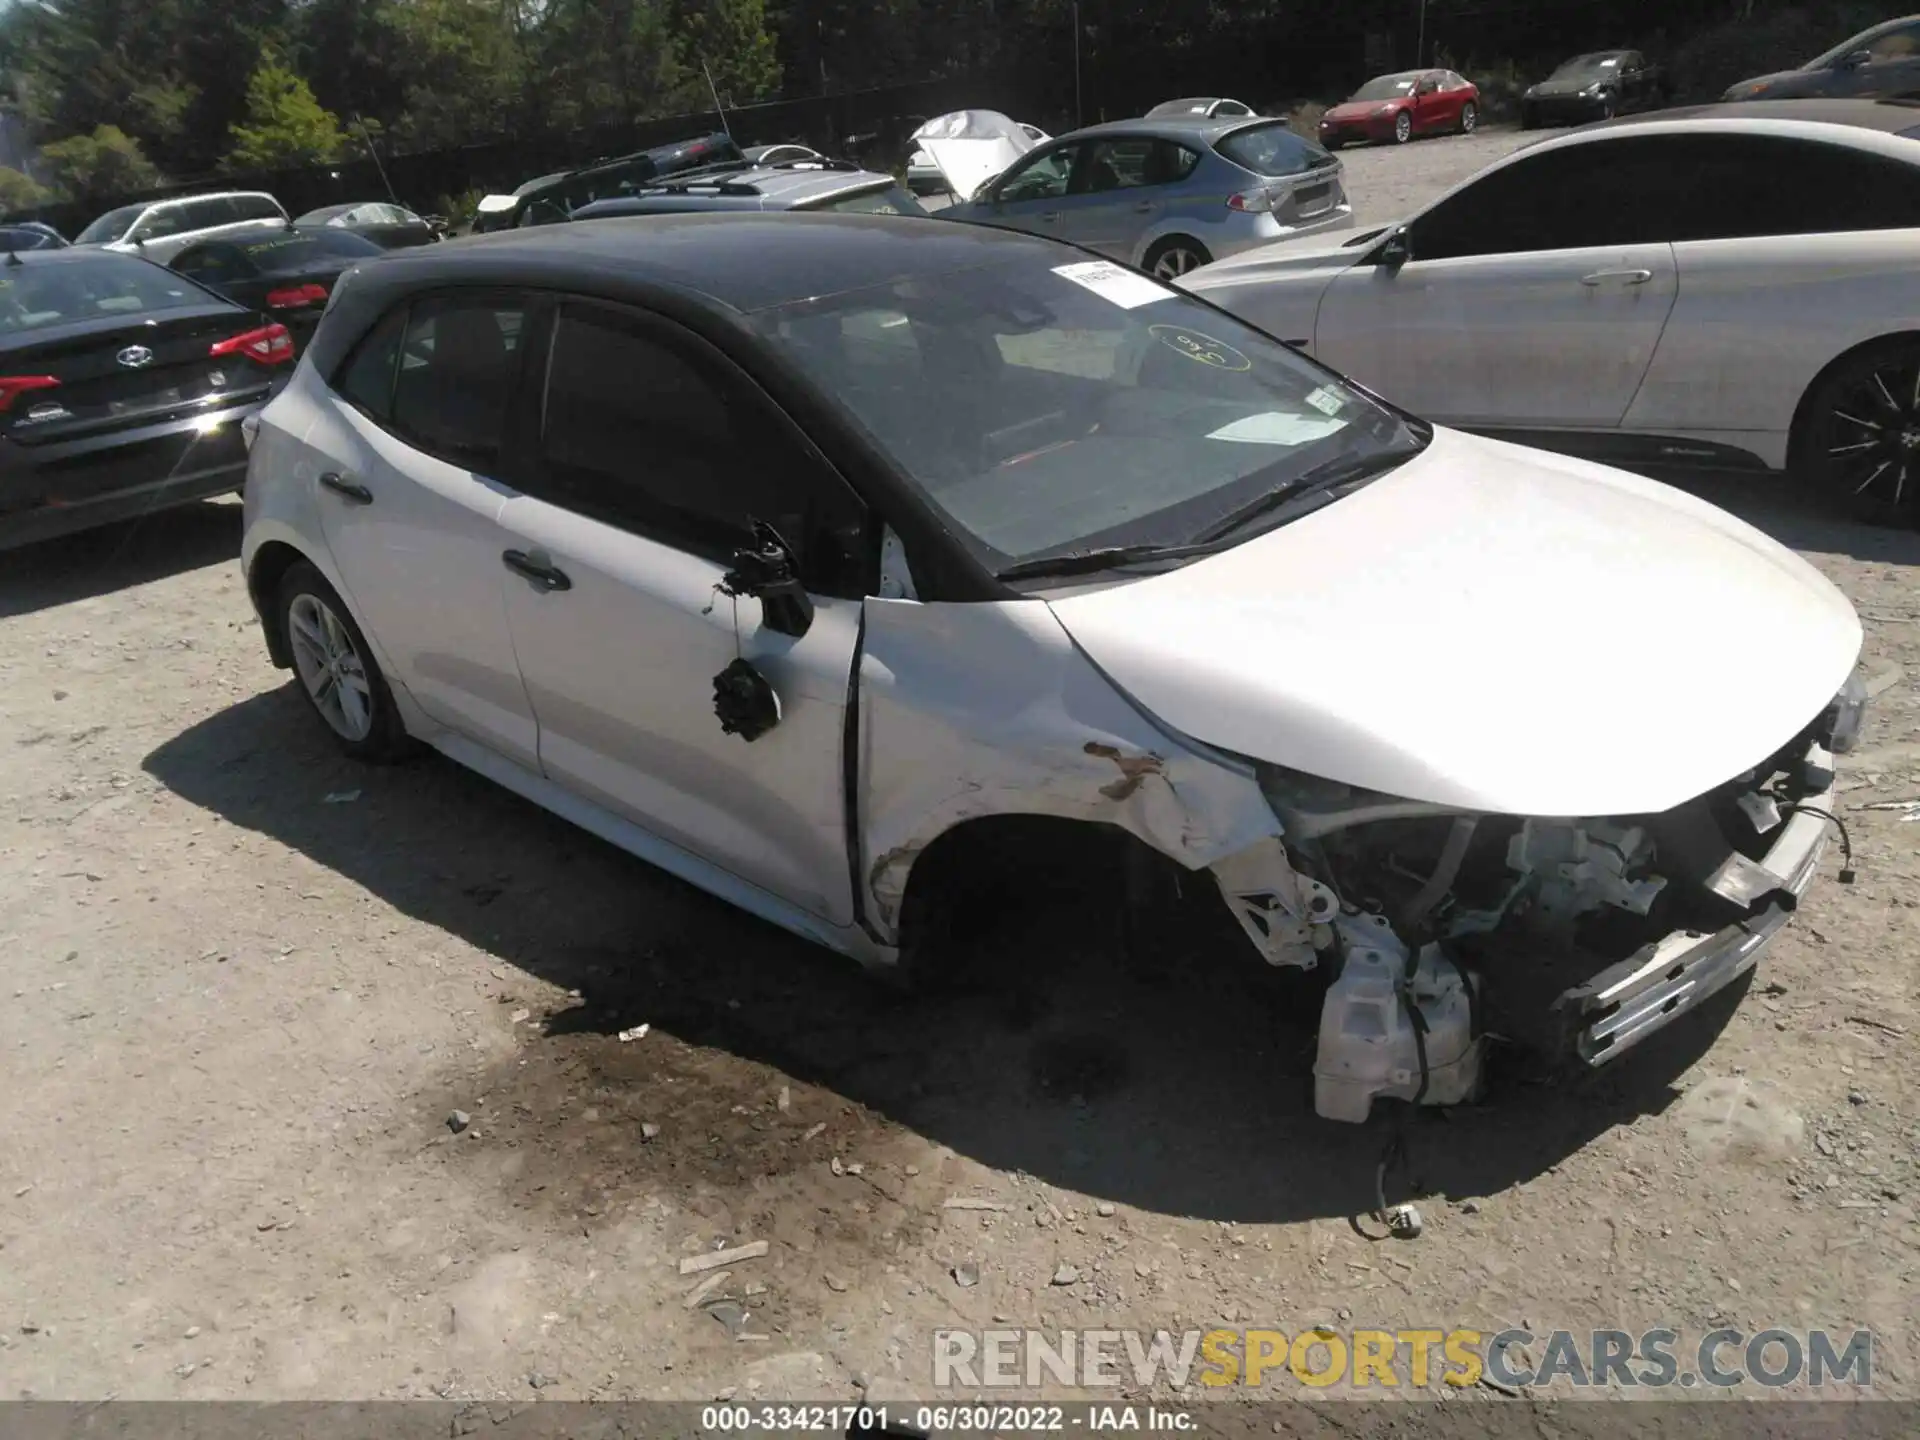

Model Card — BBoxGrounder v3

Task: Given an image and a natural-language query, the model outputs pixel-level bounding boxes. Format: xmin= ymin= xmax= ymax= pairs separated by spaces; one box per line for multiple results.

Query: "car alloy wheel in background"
xmin=1797 ymin=339 xmax=1920 ymax=526
xmin=1146 ymin=238 xmax=1212 ymax=279
xmin=1393 ymin=111 xmax=1413 ymax=144
xmin=1460 ymin=102 xmax=1479 ymax=133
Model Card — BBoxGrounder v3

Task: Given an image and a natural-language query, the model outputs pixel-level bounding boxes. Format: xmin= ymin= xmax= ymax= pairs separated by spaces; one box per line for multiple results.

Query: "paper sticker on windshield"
xmin=1149 ymin=324 xmax=1251 ymax=371
xmin=1053 ymin=260 xmax=1173 ymax=309
xmin=1304 ymin=387 xmax=1344 ymax=416
xmin=1600 ymin=57 xmax=1619 ymax=67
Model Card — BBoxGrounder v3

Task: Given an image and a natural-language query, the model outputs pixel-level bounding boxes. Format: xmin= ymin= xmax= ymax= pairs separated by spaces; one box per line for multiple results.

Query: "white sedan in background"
xmin=1179 ymin=100 xmax=1920 ymax=522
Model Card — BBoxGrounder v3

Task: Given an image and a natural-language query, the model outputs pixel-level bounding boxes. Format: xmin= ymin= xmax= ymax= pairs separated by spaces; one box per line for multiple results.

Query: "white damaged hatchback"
xmin=241 ymin=214 xmax=1868 ymax=1123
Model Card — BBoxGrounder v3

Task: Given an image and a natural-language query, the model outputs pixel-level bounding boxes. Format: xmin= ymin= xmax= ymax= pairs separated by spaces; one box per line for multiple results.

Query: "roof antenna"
xmin=354 ymin=113 xmax=402 ymax=207
xmin=702 ymin=62 xmax=734 ymax=141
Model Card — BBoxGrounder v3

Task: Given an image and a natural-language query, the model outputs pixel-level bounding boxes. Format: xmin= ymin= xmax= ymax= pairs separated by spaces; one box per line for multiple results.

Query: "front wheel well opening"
xmin=246 ymin=540 xmax=312 ymax=669
xmin=1787 ymin=330 xmax=1920 ymax=478
xmin=889 ymin=813 xmax=1245 ymax=991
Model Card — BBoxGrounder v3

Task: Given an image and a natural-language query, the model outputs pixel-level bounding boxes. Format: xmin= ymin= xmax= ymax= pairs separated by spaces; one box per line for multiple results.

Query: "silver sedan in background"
xmin=940 ymin=115 xmax=1351 ymax=278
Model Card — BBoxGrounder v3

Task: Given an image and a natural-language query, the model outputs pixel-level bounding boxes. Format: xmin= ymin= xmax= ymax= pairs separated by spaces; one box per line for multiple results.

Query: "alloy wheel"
xmin=1461 ymin=102 xmax=1478 ymax=133
xmin=1812 ymin=352 xmax=1920 ymax=517
xmin=1394 ymin=112 xmax=1412 ymax=143
xmin=288 ymin=591 xmax=375 ymax=742
xmin=1150 ymin=245 xmax=1206 ymax=279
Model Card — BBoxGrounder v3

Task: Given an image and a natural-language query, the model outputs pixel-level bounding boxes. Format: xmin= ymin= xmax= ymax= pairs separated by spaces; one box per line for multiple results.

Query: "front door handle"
xmin=1037 ymin=210 xmax=1061 ymax=223
xmin=502 ymin=549 xmax=572 ymax=593
xmin=318 ymin=471 xmax=372 ymax=504
xmin=1132 ymin=201 xmax=1156 ymax=214
xmin=1580 ymin=268 xmax=1654 ymax=286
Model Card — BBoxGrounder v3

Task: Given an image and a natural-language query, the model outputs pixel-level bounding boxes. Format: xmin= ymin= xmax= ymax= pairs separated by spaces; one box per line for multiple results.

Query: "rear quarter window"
xmin=1215 ymin=122 xmax=1334 ymax=177
xmin=807 ymin=184 xmax=928 ymax=216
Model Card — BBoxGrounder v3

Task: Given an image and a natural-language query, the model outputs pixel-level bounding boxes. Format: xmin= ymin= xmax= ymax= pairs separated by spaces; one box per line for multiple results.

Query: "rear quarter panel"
xmin=1623 ymin=229 xmax=1920 ymax=458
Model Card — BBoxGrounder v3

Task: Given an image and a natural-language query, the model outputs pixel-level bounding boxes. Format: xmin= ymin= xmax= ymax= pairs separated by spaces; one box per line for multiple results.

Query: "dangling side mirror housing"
xmin=1376 ymin=226 xmax=1413 ymax=269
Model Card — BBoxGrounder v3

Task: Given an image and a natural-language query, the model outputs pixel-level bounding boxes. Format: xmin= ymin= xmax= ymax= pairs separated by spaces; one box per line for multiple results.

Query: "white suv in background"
xmin=73 ymin=191 xmax=289 ymax=265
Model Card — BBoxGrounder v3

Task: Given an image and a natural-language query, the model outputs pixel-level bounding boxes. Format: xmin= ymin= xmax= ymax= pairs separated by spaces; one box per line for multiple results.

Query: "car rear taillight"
xmin=0 ymin=375 xmax=60 ymax=412
xmin=265 ymin=283 xmax=330 ymax=310
xmin=209 ymin=323 xmax=295 ymax=366
xmin=1226 ymin=188 xmax=1280 ymax=213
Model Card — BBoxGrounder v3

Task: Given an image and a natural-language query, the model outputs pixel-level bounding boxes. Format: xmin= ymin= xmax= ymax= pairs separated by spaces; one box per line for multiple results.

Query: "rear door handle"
xmin=1132 ymin=201 xmax=1156 ymax=214
xmin=1037 ymin=211 xmax=1061 ymax=223
xmin=502 ymin=549 xmax=572 ymax=593
xmin=318 ymin=471 xmax=372 ymax=504
xmin=1580 ymin=268 xmax=1654 ymax=286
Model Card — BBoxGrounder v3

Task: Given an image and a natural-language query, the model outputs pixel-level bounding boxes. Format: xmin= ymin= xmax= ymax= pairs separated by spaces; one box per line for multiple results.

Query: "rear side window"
xmin=182 ymin=197 xmax=239 ymax=231
xmin=387 ymin=295 xmax=530 ymax=471
xmin=0 ymin=254 xmax=213 ymax=335
xmin=1215 ymin=123 xmax=1332 ymax=177
xmin=231 ymin=195 xmax=287 ymax=223
xmin=807 ymin=184 xmax=928 ymax=216
xmin=333 ymin=307 xmax=407 ymax=421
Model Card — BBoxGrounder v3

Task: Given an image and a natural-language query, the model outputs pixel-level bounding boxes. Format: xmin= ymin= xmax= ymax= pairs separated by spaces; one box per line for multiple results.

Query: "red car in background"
xmin=1318 ymin=69 xmax=1481 ymax=148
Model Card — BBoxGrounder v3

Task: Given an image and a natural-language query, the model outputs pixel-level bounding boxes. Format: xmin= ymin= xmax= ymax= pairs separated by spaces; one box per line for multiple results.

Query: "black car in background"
xmin=1 ymin=223 xmax=68 ymax=252
xmin=1521 ymin=50 xmax=1667 ymax=126
xmin=293 ymin=201 xmax=443 ymax=249
xmin=0 ymin=248 xmax=291 ymax=550
xmin=167 ymin=225 xmax=387 ymax=349
xmin=506 ymin=132 xmax=746 ymax=226
xmin=1725 ymin=14 xmax=1920 ymax=101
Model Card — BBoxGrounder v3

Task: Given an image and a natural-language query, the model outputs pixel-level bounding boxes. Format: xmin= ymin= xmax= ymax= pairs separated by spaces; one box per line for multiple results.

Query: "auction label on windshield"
xmin=1053 ymin=260 xmax=1173 ymax=309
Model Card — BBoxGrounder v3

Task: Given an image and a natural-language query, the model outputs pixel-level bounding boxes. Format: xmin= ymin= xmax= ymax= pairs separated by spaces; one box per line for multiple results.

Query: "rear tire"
xmin=1459 ymin=101 xmax=1479 ymax=134
xmin=275 ymin=561 xmax=416 ymax=762
xmin=1790 ymin=336 xmax=1920 ymax=527
xmin=1143 ymin=236 xmax=1213 ymax=281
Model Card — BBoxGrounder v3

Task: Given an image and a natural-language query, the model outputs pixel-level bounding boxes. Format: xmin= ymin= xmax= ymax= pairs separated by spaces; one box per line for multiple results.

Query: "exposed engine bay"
xmin=1209 ymin=693 xmax=1862 ymax=1123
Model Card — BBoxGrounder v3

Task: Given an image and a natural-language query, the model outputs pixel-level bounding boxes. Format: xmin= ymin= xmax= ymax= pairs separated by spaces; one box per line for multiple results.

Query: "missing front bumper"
xmin=1557 ymin=744 xmax=1837 ymax=1068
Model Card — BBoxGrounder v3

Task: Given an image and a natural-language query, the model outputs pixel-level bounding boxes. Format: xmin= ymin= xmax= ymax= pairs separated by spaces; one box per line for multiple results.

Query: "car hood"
xmin=1325 ymin=100 xmax=1404 ymax=122
xmin=1045 ymin=427 xmax=1861 ymax=818
xmin=1529 ymin=76 xmax=1608 ymax=97
xmin=910 ymin=110 xmax=1036 ymax=200
xmin=1725 ymin=69 xmax=1812 ymax=98
xmin=1179 ymin=230 xmax=1374 ymax=293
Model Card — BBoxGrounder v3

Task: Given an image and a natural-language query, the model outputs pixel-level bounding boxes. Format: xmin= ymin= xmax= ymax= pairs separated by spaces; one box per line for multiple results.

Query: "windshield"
xmin=803 ymin=183 xmax=928 ymax=216
xmin=75 ymin=204 xmax=146 ymax=245
xmin=235 ymin=230 xmax=384 ymax=270
xmin=1350 ymin=74 xmax=1420 ymax=102
xmin=1808 ymin=20 xmax=1913 ymax=69
xmin=754 ymin=257 xmax=1425 ymax=574
xmin=0 ymin=254 xmax=213 ymax=335
xmin=1549 ymin=53 xmax=1626 ymax=81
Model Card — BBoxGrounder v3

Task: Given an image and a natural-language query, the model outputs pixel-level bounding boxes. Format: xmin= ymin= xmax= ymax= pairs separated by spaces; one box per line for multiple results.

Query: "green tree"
xmin=0 ymin=167 xmax=51 ymax=214
xmin=226 ymin=50 xmax=349 ymax=170
xmin=38 ymin=124 xmax=161 ymax=203
xmin=675 ymin=0 xmax=779 ymax=105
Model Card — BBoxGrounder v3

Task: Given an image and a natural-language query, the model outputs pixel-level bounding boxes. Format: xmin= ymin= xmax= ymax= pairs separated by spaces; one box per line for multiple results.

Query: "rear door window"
xmin=388 ymin=294 xmax=532 ymax=471
xmin=230 ymin=195 xmax=287 ymax=223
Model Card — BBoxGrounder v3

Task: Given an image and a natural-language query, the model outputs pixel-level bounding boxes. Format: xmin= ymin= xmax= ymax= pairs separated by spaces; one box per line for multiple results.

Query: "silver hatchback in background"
xmin=940 ymin=115 xmax=1351 ymax=278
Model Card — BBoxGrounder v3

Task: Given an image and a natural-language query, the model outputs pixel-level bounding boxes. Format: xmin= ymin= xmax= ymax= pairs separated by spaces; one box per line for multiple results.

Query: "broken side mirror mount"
xmin=1376 ymin=226 xmax=1412 ymax=270
xmin=720 ymin=519 xmax=815 ymax=639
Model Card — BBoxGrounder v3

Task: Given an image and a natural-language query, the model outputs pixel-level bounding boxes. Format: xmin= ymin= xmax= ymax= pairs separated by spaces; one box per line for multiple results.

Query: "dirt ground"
xmin=3 ymin=130 xmax=1918 ymax=1410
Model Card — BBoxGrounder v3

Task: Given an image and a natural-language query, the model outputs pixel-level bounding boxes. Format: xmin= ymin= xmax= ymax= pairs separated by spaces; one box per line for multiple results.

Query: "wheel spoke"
xmin=1872 ymin=372 xmax=1900 ymax=412
xmin=1855 ymin=459 xmax=1893 ymax=495
xmin=1835 ymin=410 xmax=1883 ymax=432
xmin=1829 ymin=440 xmax=1877 ymax=455
xmin=1899 ymin=465 xmax=1910 ymax=507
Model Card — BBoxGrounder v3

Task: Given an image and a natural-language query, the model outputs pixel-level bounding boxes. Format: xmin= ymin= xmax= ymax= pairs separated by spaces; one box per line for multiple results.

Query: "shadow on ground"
xmin=0 ymin=500 xmax=241 ymax=619
xmin=1652 ymin=470 xmax=1920 ymax=572
xmin=144 ymin=684 xmax=1747 ymax=1227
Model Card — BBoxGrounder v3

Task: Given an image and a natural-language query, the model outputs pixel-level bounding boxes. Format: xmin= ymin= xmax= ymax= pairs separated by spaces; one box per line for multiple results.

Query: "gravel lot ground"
xmin=3 ymin=127 xmax=1918 ymax=1409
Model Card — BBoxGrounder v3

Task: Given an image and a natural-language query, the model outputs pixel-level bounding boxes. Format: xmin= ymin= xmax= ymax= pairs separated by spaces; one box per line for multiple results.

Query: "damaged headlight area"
xmin=1217 ymin=701 xmax=1856 ymax=1124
